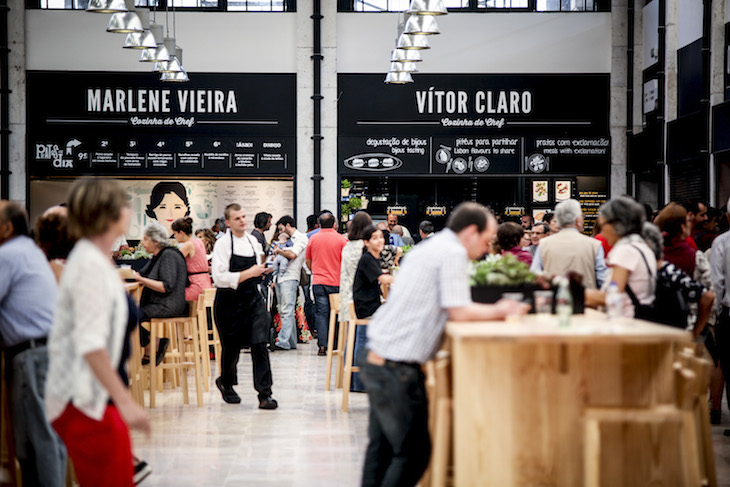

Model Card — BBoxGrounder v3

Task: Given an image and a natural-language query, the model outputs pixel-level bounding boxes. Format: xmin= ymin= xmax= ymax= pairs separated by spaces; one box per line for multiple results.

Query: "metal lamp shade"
xmin=107 ymin=12 xmax=144 ymax=33
xmin=384 ymin=71 xmax=414 ymax=84
xmin=154 ymin=56 xmax=183 ymax=73
xmin=391 ymin=49 xmax=422 ymax=62
xmin=404 ymin=15 xmax=440 ymax=35
xmin=86 ymin=0 xmax=127 ymax=13
xmin=161 ymin=68 xmax=189 ymax=83
xmin=139 ymin=44 xmax=170 ymax=62
xmin=389 ymin=62 xmax=418 ymax=73
xmin=123 ymin=30 xmax=157 ymax=49
xmin=407 ymin=0 xmax=448 ymax=15
xmin=396 ymin=33 xmax=430 ymax=50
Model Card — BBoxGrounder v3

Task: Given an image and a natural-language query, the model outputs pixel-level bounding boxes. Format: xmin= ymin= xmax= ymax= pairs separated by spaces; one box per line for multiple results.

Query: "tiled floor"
xmin=131 ymin=343 xmax=369 ymax=487
xmin=133 ymin=342 xmax=730 ymax=486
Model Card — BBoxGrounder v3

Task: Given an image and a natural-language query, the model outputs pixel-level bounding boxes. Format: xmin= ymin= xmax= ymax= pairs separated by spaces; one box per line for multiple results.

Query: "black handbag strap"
xmin=623 ymin=244 xmax=656 ymax=310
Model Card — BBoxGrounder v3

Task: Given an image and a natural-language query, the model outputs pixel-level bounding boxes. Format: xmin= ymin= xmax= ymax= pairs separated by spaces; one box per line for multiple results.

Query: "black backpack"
xmin=625 ymin=245 xmax=689 ymax=329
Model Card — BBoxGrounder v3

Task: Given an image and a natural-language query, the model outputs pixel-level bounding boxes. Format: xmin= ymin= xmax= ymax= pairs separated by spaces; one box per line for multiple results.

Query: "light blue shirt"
xmin=0 ymin=236 xmax=58 ymax=347
xmin=306 ymin=228 xmax=321 ymax=239
xmin=710 ymin=231 xmax=730 ymax=309
xmin=390 ymin=233 xmax=405 ymax=247
xmin=530 ymin=229 xmax=608 ymax=288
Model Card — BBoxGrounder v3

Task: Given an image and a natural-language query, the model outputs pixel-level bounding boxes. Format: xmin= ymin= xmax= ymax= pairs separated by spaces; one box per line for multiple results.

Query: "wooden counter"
xmin=446 ymin=311 xmax=693 ymax=487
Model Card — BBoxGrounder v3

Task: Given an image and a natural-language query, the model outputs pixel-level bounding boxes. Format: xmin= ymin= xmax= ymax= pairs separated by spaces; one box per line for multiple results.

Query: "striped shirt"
xmin=366 ymin=229 xmax=471 ymax=364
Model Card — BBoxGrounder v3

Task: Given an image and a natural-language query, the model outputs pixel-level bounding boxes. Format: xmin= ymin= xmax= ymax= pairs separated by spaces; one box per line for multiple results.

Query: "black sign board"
xmin=27 ymin=71 xmax=296 ymax=177
xmin=338 ymin=74 xmax=610 ymax=177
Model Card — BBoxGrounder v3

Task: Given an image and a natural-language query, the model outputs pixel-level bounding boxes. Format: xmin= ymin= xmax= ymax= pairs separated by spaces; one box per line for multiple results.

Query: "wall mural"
xmin=30 ymin=179 xmax=294 ymax=242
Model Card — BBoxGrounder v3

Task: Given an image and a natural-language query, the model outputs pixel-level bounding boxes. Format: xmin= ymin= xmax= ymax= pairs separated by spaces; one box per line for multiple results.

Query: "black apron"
xmin=214 ymin=234 xmax=271 ymax=347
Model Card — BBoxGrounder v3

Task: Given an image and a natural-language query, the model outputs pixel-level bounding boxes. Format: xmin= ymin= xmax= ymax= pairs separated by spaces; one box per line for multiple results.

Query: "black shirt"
xmin=353 ymin=252 xmax=384 ymax=319
xmin=251 ymin=229 xmax=268 ymax=254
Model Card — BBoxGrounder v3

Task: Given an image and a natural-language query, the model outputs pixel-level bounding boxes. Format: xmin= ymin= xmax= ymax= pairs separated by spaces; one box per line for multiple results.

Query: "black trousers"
xmin=219 ymin=341 xmax=273 ymax=401
xmin=359 ymin=353 xmax=431 ymax=487
xmin=715 ymin=307 xmax=730 ymax=409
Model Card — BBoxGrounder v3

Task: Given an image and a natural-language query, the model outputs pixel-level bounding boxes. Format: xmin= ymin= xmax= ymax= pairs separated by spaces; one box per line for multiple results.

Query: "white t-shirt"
xmin=606 ymin=239 xmax=656 ymax=315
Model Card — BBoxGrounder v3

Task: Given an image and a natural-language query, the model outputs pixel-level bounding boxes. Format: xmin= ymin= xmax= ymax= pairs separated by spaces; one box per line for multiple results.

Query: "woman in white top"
xmin=46 ymin=178 xmax=150 ymax=487
xmin=339 ymin=211 xmax=374 ymax=322
xmin=586 ymin=196 xmax=656 ymax=316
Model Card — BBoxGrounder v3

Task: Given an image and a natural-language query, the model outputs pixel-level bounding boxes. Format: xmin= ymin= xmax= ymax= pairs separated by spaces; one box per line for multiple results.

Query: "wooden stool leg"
xmin=430 ymin=399 xmax=452 ymax=487
xmin=148 ymin=322 xmax=156 ymax=408
xmin=325 ymin=313 xmax=337 ymax=391
xmin=198 ymin=312 xmax=211 ymax=392
xmin=342 ymin=322 xmax=357 ymax=413
xmin=175 ymin=322 xmax=190 ymax=405
xmin=335 ymin=321 xmax=347 ymax=389
xmin=191 ymin=318 xmax=204 ymax=407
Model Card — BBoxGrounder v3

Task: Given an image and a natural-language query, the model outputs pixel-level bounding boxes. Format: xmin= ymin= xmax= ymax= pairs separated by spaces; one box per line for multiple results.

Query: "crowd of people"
xmin=3 ymin=178 xmax=730 ymax=486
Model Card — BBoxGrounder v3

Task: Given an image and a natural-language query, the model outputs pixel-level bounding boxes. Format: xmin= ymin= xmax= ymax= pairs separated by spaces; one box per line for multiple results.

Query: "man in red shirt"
xmin=681 ymin=199 xmax=708 ymax=250
xmin=305 ymin=211 xmax=347 ymax=355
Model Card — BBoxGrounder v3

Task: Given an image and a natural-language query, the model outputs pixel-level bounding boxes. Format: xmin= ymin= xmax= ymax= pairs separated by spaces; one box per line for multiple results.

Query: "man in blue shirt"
xmin=0 ymin=201 xmax=67 ymax=486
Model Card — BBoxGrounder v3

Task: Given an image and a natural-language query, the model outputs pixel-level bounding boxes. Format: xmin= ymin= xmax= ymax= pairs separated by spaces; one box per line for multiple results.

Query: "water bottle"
xmin=605 ymin=282 xmax=623 ymax=321
xmin=556 ymin=277 xmax=573 ymax=328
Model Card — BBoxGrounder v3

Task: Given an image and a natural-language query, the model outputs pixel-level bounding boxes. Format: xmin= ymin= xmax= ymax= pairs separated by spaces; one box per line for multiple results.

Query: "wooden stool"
xmin=201 ymin=289 xmax=222 ymax=378
xmin=425 ymin=351 xmax=453 ymax=487
xmin=147 ymin=315 xmax=203 ymax=408
xmin=325 ymin=293 xmax=347 ymax=391
xmin=127 ymin=325 xmax=146 ymax=407
xmin=342 ymin=303 xmax=369 ymax=413
xmin=584 ymin=406 xmax=686 ymax=487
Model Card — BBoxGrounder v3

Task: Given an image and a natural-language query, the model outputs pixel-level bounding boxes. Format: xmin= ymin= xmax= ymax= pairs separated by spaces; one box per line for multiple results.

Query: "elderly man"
xmin=419 ymin=220 xmax=435 ymax=241
xmin=0 ymin=201 xmax=67 ymax=486
xmin=387 ymin=213 xmax=414 ymax=245
xmin=390 ymin=225 xmax=406 ymax=247
xmin=530 ymin=199 xmax=607 ymax=289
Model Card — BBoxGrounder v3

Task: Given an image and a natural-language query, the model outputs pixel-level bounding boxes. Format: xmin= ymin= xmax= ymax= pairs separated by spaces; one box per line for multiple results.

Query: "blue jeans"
xmin=275 ymin=280 xmax=299 ymax=350
xmin=313 ymin=284 xmax=338 ymax=348
xmin=350 ymin=324 xmax=368 ymax=392
xmin=359 ymin=353 xmax=431 ymax=487
xmin=8 ymin=346 xmax=67 ymax=487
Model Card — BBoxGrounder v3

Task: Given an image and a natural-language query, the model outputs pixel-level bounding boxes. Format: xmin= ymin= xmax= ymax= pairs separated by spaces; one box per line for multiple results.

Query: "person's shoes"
xmin=141 ymin=355 xmax=150 ymax=366
xmin=317 ymin=346 xmax=327 ymax=356
xmin=133 ymin=459 xmax=152 ymax=485
xmin=711 ymin=409 xmax=722 ymax=425
xmin=270 ymin=343 xmax=287 ymax=351
xmin=215 ymin=377 xmax=241 ymax=404
xmin=155 ymin=338 xmax=170 ymax=366
xmin=258 ymin=397 xmax=278 ymax=410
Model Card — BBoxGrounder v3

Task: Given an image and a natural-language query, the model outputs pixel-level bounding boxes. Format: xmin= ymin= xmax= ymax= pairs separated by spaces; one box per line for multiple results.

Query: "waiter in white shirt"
xmin=211 ymin=203 xmax=278 ymax=409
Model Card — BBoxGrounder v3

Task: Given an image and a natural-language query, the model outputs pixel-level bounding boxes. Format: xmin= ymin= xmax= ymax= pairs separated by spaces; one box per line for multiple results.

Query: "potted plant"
xmin=341 ymin=179 xmax=352 ymax=198
xmin=470 ymin=254 xmax=542 ymax=306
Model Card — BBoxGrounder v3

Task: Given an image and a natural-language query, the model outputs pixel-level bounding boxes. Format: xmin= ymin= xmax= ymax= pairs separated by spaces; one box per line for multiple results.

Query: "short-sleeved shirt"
xmin=353 ymin=252 xmax=383 ymax=319
xmin=278 ymin=230 xmax=308 ymax=283
xmin=367 ymin=229 xmax=471 ymax=364
xmin=606 ymin=239 xmax=656 ymax=308
xmin=0 ymin=236 xmax=57 ymax=347
xmin=305 ymin=229 xmax=347 ymax=286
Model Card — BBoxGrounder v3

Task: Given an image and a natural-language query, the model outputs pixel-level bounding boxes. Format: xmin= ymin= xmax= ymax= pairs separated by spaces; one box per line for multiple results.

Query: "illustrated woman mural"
xmin=145 ymin=182 xmax=190 ymax=237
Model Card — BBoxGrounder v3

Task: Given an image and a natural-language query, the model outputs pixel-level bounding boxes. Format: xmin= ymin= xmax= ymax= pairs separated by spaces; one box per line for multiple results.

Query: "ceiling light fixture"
xmin=86 ymin=0 xmax=127 ymax=13
xmin=384 ymin=71 xmax=414 ymax=84
xmin=403 ymin=14 xmax=440 ymax=35
xmin=123 ymin=8 xmax=156 ymax=49
xmin=406 ymin=0 xmax=448 ymax=15
xmin=390 ymin=48 xmax=422 ymax=63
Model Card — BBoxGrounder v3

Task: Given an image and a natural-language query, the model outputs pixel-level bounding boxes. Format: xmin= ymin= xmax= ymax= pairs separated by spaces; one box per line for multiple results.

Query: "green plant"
xmin=401 ymin=244 xmax=413 ymax=255
xmin=470 ymin=253 xmax=536 ymax=287
xmin=341 ymin=196 xmax=362 ymax=220
xmin=341 ymin=179 xmax=351 ymax=189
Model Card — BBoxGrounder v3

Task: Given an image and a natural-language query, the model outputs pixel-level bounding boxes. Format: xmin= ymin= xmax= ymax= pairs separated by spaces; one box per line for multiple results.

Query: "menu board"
xmin=577 ymin=176 xmax=608 ymax=235
xmin=338 ymin=74 xmax=611 ymax=177
xmin=26 ymin=72 xmax=296 ymax=177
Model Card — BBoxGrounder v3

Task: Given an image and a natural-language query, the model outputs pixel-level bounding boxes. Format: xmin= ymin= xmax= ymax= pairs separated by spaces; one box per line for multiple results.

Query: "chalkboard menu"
xmin=577 ymin=176 xmax=608 ymax=235
xmin=27 ymin=71 xmax=296 ymax=177
xmin=338 ymin=74 xmax=610 ymax=177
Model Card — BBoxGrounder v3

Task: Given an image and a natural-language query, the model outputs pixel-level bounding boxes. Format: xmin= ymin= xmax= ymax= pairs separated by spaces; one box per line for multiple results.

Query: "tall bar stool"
xmin=325 ymin=293 xmax=347 ymax=391
xmin=147 ymin=314 xmax=203 ymax=408
xmin=425 ymin=350 xmax=453 ymax=487
xmin=342 ymin=302 xmax=369 ymax=413
xmin=127 ymin=325 xmax=146 ymax=407
xmin=201 ymin=288 xmax=222 ymax=377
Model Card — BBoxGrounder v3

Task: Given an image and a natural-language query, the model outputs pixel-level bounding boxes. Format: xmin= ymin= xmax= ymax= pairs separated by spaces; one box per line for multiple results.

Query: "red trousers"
xmin=52 ymin=403 xmax=134 ymax=487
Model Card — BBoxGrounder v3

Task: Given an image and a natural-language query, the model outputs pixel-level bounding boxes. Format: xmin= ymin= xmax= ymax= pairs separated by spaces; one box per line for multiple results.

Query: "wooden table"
xmin=446 ymin=311 xmax=693 ymax=487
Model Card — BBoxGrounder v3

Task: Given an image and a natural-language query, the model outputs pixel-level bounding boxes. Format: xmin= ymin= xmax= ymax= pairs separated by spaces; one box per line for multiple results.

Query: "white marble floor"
xmin=131 ymin=343 xmax=369 ymax=487
xmin=132 ymin=342 xmax=730 ymax=486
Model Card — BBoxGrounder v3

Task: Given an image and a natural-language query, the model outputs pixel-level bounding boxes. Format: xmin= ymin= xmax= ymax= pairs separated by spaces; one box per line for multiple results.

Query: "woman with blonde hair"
xmin=46 ymin=178 xmax=150 ymax=487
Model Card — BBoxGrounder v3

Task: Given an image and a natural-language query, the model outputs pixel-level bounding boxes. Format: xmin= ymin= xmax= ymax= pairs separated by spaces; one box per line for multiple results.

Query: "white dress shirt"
xmin=211 ymin=230 xmax=264 ymax=290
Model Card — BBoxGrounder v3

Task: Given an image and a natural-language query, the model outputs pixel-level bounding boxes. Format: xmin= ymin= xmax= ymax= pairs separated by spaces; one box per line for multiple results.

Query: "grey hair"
xmin=144 ymin=222 xmax=170 ymax=248
xmin=641 ymin=222 xmax=663 ymax=260
xmin=554 ymin=199 xmax=582 ymax=228
xmin=598 ymin=196 xmax=645 ymax=238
